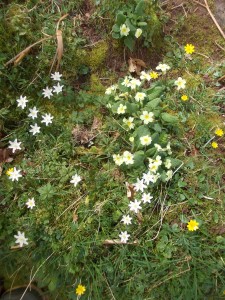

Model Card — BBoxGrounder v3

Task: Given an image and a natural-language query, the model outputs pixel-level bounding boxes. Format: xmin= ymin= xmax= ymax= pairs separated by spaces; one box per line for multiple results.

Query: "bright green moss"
xmin=90 ymin=74 xmax=105 ymax=93
xmin=87 ymin=41 xmax=109 ymax=72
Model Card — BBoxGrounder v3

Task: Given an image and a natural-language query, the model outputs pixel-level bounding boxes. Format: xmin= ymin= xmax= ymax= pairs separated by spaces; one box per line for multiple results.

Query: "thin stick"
xmin=193 ymin=0 xmax=206 ymax=8
xmin=203 ymin=0 xmax=225 ymax=39
xmin=147 ymin=259 xmax=190 ymax=292
xmin=19 ymin=252 xmax=55 ymax=300
xmin=215 ymin=41 xmax=225 ymax=52
xmin=104 ymin=273 xmax=116 ymax=300
xmin=202 ymin=136 xmax=215 ymax=148
xmin=55 ymin=193 xmax=87 ymax=221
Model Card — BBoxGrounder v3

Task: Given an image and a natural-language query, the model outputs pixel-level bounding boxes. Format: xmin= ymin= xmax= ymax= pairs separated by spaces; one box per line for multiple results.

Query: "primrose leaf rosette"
xmin=104 ymin=65 xmax=183 ymax=243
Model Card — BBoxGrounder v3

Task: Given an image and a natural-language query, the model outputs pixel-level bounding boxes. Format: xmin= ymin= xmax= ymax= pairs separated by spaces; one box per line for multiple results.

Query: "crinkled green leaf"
xmin=116 ymin=12 xmax=126 ymax=25
xmin=135 ymin=0 xmax=146 ymax=16
xmin=145 ymin=97 xmax=161 ymax=109
xmin=161 ymin=113 xmax=179 ymax=124
xmin=124 ymin=35 xmax=135 ymax=51
xmin=112 ymin=24 xmax=120 ymax=32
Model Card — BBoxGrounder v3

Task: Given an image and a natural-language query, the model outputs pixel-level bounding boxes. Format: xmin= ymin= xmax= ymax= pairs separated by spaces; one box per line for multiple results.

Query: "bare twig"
xmin=147 ymin=258 xmax=191 ymax=292
xmin=55 ymin=193 xmax=87 ymax=221
xmin=194 ymin=0 xmax=225 ymax=39
xmin=215 ymin=41 xmax=225 ymax=52
xmin=19 ymin=252 xmax=55 ymax=300
xmin=193 ymin=0 xmax=206 ymax=8
xmin=104 ymin=273 xmax=117 ymax=300
xmin=202 ymin=136 xmax=215 ymax=148
xmin=204 ymin=0 xmax=225 ymax=39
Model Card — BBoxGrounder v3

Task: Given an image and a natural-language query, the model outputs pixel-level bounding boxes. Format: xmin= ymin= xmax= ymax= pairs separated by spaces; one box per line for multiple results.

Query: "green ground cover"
xmin=0 ymin=0 xmax=225 ymax=299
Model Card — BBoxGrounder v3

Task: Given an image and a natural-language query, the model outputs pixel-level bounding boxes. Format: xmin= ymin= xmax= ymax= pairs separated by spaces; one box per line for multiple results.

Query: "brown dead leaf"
xmin=103 ymin=239 xmax=138 ymax=245
xmin=56 ymin=29 xmax=63 ymax=71
xmin=91 ymin=116 xmax=102 ymax=131
xmin=128 ymin=57 xmax=146 ymax=75
xmin=218 ymin=74 xmax=225 ymax=84
xmin=211 ymin=225 xmax=225 ymax=235
xmin=137 ymin=212 xmax=143 ymax=224
xmin=73 ymin=212 xmax=79 ymax=223
xmin=125 ymin=182 xmax=135 ymax=200
xmin=72 ymin=125 xmax=92 ymax=145
xmin=0 ymin=148 xmax=13 ymax=163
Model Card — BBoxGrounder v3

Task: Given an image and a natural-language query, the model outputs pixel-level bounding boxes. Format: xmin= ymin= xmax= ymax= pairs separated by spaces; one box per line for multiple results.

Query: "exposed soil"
xmin=161 ymin=0 xmax=225 ymax=61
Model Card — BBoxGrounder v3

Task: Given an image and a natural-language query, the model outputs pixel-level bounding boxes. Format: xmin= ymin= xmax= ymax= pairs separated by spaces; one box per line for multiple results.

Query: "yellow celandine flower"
xmin=6 ymin=168 xmax=14 ymax=176
xmin=149 ymin=71 xmax=159 ymax=79
xmin=215 ymin=128 xmax=224 ymax=137
xmin=181 ymin=95 xmax=188 ymax=101
xmin=211 ymin=141 xmax=218 ymax=149
xmin=76 ymin=284 xmax=86 ymax=296
xmin=184 ymin=43 xmax=195 ymax=54
xmin=187 ymin=219 xmax=199 ymax=231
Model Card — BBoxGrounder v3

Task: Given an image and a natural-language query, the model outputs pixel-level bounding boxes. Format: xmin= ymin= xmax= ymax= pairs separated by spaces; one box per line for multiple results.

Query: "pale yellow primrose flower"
xmin=135 ymin=92 xmax=146 ymax=102
xmin=140 ymin=71 xmax=151 ymax=81
xmin=135 ymin=28 xmax=142 ymax=38
xmin=122 ymin=76 xmax=131 ymax=87
xmin=174 ymin=77 xmax=186 ymax=90
xmin=140 ymin=111 xmax=154 ymax=124
xmin=113 ymin=154 xmax=124 ymax=166
xmin=123 ymin=151 xmax=134 ymax=165
xmin=140 ymin=135 xmax=152 ymax=146
xmin=128 ymin=78 xmax=141 ymax=90
xmin=166 ymin=170 xmax=173 ymax=181
xmin=120 ymin=24 xmax=130 ymax=36
xmin=165 ymin=158 xmax=172 ymax=169
xmin=117 ymin=104 xmax=127 ymax=114
xmin=123 ymin=117 xmax=135 ymax=130
xmin=156 ymin=63 xmax=170 ymax=73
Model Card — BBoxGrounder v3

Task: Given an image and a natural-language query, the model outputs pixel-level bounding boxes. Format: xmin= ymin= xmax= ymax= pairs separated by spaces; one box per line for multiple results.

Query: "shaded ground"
xmin=161 ymin=0 xmax=225 ymax=62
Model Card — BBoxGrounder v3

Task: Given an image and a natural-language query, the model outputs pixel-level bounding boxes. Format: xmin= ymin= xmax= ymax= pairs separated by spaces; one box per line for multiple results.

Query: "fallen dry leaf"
xmin=73 ymin=212 xmax=79 ymax=223
xmin=103 ymin=239 xmax=138 ymax=245
xmin=56 ymin=29 xmax=63 ymax=71
xmin=72 ymin=125 xmax=92 ymax=145
xmin=91 ymin=116 xmax=102 ymax=131
xmin=128 ymin=57 xmax=147 ymax=75
xmin=0 ymin=148 xmax=14 ymax=163
xmin=125 ymin=182 xmax=135 ymax=200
